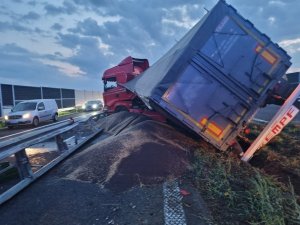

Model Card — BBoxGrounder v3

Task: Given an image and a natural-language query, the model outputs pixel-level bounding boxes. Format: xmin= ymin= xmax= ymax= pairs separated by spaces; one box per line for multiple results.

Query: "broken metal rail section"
xmin=0 ymin=114 xmax=92 ymax=149
xmin=0 ymin=112 xmax=104 ymax=205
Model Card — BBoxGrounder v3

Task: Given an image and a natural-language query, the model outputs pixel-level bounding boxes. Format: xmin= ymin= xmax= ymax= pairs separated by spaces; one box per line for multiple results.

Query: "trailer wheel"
xmin=115 ymin=106 xmax=128 ymax=112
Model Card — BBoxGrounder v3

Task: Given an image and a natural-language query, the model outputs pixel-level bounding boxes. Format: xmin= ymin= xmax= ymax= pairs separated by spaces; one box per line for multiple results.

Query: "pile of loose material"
xmin=58 ymin=112 xmax=198 ymax=192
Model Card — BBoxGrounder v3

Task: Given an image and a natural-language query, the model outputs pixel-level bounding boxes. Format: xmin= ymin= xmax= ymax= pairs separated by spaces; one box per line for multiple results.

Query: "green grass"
xmin=192 ymin=147 xmax=300 ymax=225
xmin=58 ymin=108 xmax=81 ymax=117
xmin=0 ymin=120 xmax=5 ymax=128
xmin=248 ymin=172 xmax=285 ymax=225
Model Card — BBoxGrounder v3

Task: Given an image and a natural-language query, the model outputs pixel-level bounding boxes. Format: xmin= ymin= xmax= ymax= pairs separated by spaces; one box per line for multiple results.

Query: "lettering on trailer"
xmin=261 ymin=105 xmax=299 ymax=147
xmin=242 ymin=86 xmax=300 ymax=162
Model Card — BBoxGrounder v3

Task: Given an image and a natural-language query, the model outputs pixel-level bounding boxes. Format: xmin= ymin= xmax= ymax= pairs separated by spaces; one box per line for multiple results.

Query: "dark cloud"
xmin=27 ymin=1 xmax=36 ymax=6
xmin=56 ymin=33 xmax=109 ymax=78
xmin=0 ymin=43 xmax=102 ymax=90
xmin=34 ymin=27 xmax=43 ymax=33
xmin=0 ymin=6 xmax=21 ymax=21
xmin=51 ymin=23 xmax=63 ymax=31
xmin=68 ymin=17 xmax=158 ymax=64
xmin=1 ymin=43 xmax=31 ymax=54
xmin=54 ymin=52 xmax=63 ymax=57
xmin=56 ymin=33 xmax=81 ymax=48
xmin=72 ymin=0 xmax=202 ymax=9
xmin=70 ymin=0 xmax=208 ymax=45
xmin=67 ymin=1 xmax=208 ymax=65
xmin=0 ymin=21 xmax=46 ymax=37
xmin=68 ymin=18 xmax=102 ymax=36
xmin=0 ymin=21 xmax=32 ymax=32
xmin=69 ymin=40 xmax=108 ymax=78
xmin=22 ymin=11 xmax=40 ymax=21
xmin=44 ymin=1 xmax=77 ymax=16
xmin=0 ymin=43 xmax=62 ymax=85
xmin=0 ymin=21 xmax=12 ymax=32
xmin=44 ymin=4 xmax=64 ymax=16
xmin=72 ymin=0 xmax=111 ymax=10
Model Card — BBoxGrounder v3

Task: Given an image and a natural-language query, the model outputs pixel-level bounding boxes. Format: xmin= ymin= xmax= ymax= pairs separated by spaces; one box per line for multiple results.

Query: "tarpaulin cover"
xmin=123 ymin=0 xmax=291 ymax=150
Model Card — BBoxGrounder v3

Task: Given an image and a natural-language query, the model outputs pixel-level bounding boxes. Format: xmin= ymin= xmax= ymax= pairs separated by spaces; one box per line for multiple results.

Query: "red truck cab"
xmin=102 ymin=56 xmax=149 ymax=112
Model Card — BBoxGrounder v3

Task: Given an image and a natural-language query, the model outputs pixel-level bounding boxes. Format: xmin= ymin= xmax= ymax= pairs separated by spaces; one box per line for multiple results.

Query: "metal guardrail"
xmin=0 ymin=113 xmax=94 ymax=148
xmin=0 ymin=112 xmax=105 ymax=205
xmin=252 ymin=118 xmax=268 ymax=124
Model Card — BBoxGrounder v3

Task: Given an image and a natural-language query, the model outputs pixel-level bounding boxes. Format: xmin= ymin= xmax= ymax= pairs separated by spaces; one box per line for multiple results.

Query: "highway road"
xmin=0 ymin=112 xmax=90 ymax=138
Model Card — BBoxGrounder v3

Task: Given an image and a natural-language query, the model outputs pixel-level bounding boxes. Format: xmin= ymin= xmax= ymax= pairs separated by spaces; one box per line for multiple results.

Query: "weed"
xmin=58 ymin=108 xmax=78 ymax=117
xmin=192 ymin=147 xmax=300 ymax=225
xmin=247 ymin=172 xmax=285 ymax=225
xmin=0 ymin=121 xmax=5 ymax=128
xmin=283 ymin=180 xmax=300 ymax=224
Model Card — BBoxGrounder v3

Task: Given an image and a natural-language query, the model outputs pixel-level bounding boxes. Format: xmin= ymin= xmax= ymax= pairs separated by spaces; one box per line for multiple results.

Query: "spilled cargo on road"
xmin=123 ymin=0 xmax=291 ymax=151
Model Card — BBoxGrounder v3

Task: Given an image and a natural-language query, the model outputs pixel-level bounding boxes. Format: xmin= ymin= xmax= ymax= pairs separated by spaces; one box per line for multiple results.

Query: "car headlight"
xmin=4 ymin=115 xmax=8 ymax=120
xmin=92 ymin=104 xmax=97 ymax=109
xmin=82 ymin=105 xmax=86 ymax=109
xmin=22 ymin=113 xmax=31 ymax=119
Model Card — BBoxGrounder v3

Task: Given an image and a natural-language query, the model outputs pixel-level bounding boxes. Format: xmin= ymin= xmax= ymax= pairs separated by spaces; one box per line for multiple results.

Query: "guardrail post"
xmin=55 ymin=135 xmax=68 ymax=151
xmin=0 ymin=112 xmax=104 ymax=204
xmin=88 ymin=116 xmax=98 ymax=133
xmin=15 ymin=150 xmax=33 ymax=180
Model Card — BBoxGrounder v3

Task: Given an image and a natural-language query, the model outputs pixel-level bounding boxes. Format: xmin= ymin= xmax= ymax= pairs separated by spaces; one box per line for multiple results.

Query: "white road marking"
xmin=163 ymin=180 xmax=187 ymax=225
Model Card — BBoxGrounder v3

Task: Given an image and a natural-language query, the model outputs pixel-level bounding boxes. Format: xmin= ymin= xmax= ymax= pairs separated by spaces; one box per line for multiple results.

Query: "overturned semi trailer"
xmin=124 ymin=0 xmax=291 ymax=151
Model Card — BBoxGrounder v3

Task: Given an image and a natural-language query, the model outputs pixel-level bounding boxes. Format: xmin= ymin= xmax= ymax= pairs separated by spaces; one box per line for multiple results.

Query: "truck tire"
xmin=115 ymin=106 xmax=128 ymax=112
xmin=32 ymin=117 xmax=39 ymax=127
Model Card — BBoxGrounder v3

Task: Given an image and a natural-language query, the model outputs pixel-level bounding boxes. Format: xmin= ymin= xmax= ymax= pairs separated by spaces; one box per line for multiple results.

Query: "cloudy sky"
xmin=0 ymin=0 xmax=299 ymax=91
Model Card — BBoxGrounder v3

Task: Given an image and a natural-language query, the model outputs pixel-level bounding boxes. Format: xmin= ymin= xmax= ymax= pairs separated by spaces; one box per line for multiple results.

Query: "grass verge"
xmin=58 ymin=108 xmax=82 ymax=117
xmin=0 ymin=120 xmax=5 ymax=128
xmin=192 ymin=146 xmax=300 ymax=224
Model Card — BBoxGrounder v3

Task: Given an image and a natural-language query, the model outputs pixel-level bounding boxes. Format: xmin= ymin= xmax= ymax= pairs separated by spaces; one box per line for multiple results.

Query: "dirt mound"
xmin=59 ymin=112 xmax=199 ymax=192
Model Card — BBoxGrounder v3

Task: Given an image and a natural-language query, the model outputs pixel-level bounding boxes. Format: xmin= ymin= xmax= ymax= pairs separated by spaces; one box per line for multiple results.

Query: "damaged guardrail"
xmin=0 ymin=113 xmax=96 ymax=149
xmin=0 ymin=112 xmax=105 ymax=205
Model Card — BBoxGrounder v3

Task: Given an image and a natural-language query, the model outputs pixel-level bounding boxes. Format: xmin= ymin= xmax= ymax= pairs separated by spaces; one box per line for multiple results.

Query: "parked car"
xmin=82 ymin=100 xmax=103 ymax=111
xmin=4 ymin=99 xmax=58 ymax=128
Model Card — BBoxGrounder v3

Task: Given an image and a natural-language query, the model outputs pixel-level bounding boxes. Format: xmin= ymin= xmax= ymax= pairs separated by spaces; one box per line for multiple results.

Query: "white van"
xmin=4 ymin=99 xmax=58 ymax=128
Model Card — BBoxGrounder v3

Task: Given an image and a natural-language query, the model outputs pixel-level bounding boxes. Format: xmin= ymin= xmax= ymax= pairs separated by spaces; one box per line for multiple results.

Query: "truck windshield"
xmin=12 ymin=102 xmax=37 ymax=112
xmin=104 ymin=77 xmax=117 ymax=91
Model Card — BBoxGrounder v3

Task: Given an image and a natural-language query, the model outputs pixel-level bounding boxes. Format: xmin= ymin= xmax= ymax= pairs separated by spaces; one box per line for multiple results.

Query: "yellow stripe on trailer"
xmin=199 ymin=118 xmax=223 ymax=137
